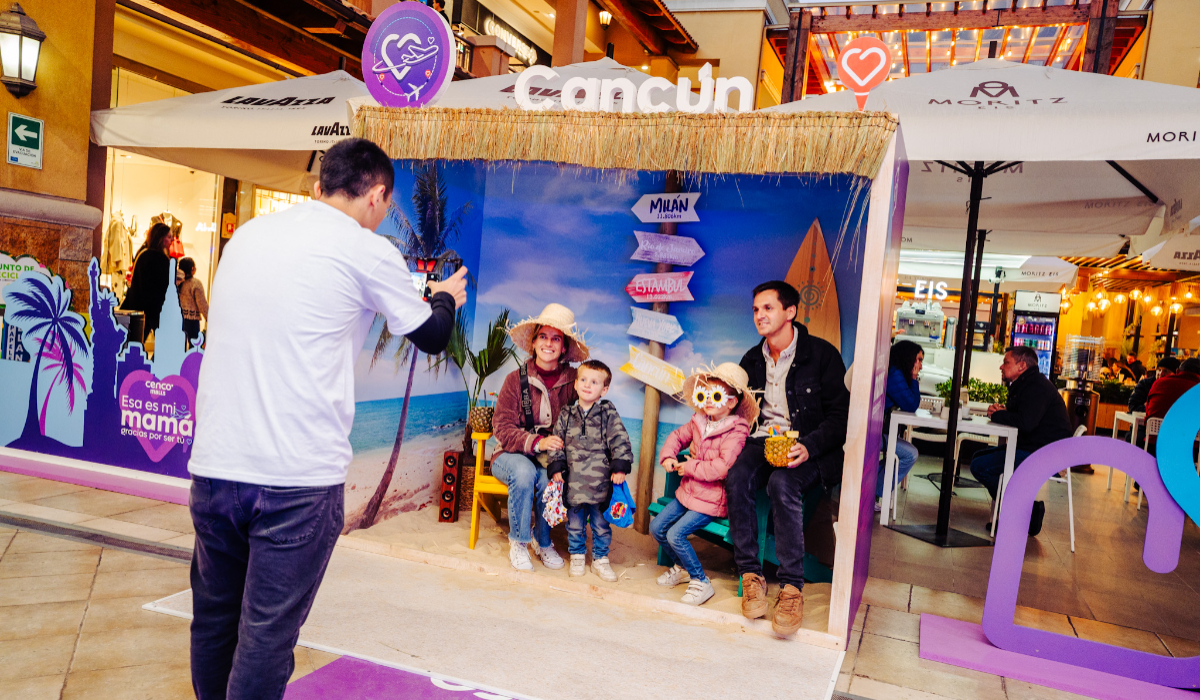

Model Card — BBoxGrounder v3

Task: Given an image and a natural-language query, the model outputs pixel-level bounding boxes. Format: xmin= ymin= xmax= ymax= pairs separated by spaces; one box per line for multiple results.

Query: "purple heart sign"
xmin=362 ymin=2 xmax=454 ymax=109
xmin=119 ymin=370 xmax=197 ymax=463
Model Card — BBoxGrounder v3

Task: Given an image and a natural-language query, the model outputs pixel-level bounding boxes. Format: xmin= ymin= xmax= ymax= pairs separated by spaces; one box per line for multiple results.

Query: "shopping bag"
xmin=604 ymin=481 xmax=636 ymax=528
xmin=541 ymin=480 xmax=567 ymax=527
xmin=168 ymin=237 xmax=185 ymax=259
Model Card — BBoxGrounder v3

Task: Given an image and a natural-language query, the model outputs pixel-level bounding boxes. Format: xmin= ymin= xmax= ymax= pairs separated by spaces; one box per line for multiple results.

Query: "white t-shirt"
xmin=188 ymin=200 xmax=431 ymax=486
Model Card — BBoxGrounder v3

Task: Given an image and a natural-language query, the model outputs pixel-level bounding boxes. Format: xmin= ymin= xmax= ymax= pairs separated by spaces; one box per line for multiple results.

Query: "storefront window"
xmin=100 ymin=69 xmax=220 ymax=314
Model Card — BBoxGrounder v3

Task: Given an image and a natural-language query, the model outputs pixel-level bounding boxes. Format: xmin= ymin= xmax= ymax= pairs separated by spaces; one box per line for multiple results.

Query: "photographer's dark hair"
xmin=318 ymin=138 xmax=394 ymax=199
xmin=752 ymin=280 xmax=800 ymax=310
xmin=890 ymin=340 xmax=924 ymax=379
xmin=579 ymin=359 xmax=612 ymax=387
xmin=1006 ymin=346 xmax=1040 ymax=371
xmin=142 ymin=223 xmax=172 ymax=254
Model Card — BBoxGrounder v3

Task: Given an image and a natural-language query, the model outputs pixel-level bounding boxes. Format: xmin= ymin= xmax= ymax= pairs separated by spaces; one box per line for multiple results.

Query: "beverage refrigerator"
xmin=1011 ymin=290 xmax=1061 ymax=379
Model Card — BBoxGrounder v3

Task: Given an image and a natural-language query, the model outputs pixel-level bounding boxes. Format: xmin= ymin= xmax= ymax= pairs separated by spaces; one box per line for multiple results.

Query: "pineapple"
xmin=765 ymin=431 xmax=799 ymax=467
xmin=468 ymin=406 xmax=495 ymax=434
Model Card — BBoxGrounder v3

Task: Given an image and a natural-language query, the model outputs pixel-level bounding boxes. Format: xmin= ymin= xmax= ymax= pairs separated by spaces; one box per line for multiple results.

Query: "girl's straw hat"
xmin=507 ymin=303 xmax=591 ymax=363
xmin=677 ymin=362 xmax=760 ymax=426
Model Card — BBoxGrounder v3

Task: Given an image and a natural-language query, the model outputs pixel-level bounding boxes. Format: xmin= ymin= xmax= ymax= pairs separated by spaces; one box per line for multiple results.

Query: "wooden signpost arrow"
xmin=620 ymin=345 xmax=686 ymax=396
xmin=625 ymin=272 xmax=694 ymax=303
xmin=631 ymin=192 xmax=701 ymax=223
xmin=627 ymin=307 xmax=684 ymax=345
xmin=631 ymin=230 xmax=705 ymax=267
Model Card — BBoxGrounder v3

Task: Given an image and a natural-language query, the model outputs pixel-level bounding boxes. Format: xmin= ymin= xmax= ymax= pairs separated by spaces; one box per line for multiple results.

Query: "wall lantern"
xmin=598 ymin=10 xmax=612 ymax=29
xmin=0 ymin=4 xmax=44 ymax=97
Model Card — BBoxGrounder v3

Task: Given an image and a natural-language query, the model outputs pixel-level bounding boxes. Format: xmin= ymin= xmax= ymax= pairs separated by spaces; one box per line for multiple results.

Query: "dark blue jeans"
xmin=567 ymin=502 xmax=611 ymax=558
xmin=189 ymin=476 xmax=344 ymax=700
xmin=969 ymin=446 xmax=1032 ymax=500
xmin=725 ymin=436 xmax=819 ymax=591
xmin=650 ymin=498 xmax=714 ymax=582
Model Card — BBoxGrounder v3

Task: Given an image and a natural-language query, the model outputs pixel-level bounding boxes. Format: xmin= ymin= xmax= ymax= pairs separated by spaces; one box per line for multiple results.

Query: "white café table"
xmin=881 ymin=411 xmax=1019 ymax=537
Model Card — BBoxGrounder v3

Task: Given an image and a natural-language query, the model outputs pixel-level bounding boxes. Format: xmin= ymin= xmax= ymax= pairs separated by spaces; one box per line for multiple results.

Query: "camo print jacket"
xmin=546 ymin=400 xmax=634 ymax=507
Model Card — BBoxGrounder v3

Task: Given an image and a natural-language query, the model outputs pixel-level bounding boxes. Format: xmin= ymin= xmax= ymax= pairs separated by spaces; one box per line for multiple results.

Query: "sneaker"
xmin=740 ymin=573 xmax=768 ymax=619
xmin=1028 ymin=500 xmax=1046 ymax=537
xmin=569 ymin=554 xmax=586 ymax=577
xmin=509 ymin=540 xmax=533 ymax=572
xmin=531 ymin=541 xmax=565 ymax=570
xmin=874 ymin=498 xmax=882 ymax=513
xmin=657 ymin=565 xmax=688 ymax=587
xmin=592 ymin=557 xmax=618 ymax=582
xmin=771 ymin=584 xmax=804 ymax=636
xmin=681 ymin=579 xmax=715 ymax=606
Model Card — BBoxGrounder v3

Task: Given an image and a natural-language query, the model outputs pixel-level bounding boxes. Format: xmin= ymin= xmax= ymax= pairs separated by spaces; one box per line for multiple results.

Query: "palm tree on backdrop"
xmin=6 ymin=274 xmax=90 ymax=442
xmin=358 ymin=162 xmax=472 ymax=529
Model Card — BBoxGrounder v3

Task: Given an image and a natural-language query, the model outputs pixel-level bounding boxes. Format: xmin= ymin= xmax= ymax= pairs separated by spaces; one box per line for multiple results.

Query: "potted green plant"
xmin=936 ymin=377 xmax=1008 ymax=405
xmin=437 ymin=308 xmax=519 ymax=449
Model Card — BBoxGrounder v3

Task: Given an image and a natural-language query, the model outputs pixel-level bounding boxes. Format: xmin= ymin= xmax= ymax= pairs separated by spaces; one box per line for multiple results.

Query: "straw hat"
xmin=507 ymin=303 xmax=591 ymax=363
xmin=677 ymin=362 xmax=760 ymax=427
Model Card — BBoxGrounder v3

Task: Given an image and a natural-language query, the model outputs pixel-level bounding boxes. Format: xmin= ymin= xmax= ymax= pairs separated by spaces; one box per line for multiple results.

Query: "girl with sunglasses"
xmin=651 ymin=363 xmax=758 ymax=605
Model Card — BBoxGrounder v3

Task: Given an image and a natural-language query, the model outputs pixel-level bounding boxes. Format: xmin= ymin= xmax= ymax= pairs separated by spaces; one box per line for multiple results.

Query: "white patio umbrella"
xmin=91 ymin=71 xmax=374 ymax=194
xmin=897 ymin=250 xmax=1077 ymax=293
xmin=765 ymin=59 xmax=1200 ymax=256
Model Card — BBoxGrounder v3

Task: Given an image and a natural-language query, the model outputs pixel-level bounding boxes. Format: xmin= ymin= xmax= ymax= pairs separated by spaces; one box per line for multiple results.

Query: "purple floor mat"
xmin=285 ymin=656 xmax=523 ymax=700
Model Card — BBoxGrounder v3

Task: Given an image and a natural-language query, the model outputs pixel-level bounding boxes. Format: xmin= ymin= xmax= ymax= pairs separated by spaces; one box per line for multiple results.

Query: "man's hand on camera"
xmin=428 ymin=266 xmax=469 ymax=308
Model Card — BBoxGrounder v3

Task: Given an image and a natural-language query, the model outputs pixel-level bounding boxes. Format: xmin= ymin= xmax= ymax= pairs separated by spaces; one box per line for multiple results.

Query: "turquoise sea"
xmin=348 ymin=391 xmax=682 ymax=457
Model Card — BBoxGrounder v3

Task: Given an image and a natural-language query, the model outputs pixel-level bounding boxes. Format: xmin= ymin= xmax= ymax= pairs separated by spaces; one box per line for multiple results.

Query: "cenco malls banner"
xmin=0 ymin=161 xmax=873 ymax=534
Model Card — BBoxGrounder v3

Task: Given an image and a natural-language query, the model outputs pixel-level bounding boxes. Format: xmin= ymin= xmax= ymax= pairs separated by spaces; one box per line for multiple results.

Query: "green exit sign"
xmin=8 ymin=113 xmax=42 ymax=170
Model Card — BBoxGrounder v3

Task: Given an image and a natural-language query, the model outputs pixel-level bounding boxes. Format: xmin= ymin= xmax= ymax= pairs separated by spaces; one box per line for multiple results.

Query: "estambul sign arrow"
xmin=625 ymin=272 xmax=694 ymax=303
xmin=630 ymin=230 xmax=705 ymax=267
xmin=627 ymin=307 xmax=684 ymax=345
xmin=631 ymin=193 xmax=701 ymax=223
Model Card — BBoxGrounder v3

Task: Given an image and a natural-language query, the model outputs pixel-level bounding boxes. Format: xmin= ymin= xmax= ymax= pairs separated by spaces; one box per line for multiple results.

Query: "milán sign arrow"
xmin=625 ymin=272 xmax=694 ymax=303
xmin=631 ymin=193 xmax=701 ymax=223
xmin=630 ymin=231 xmax=705 ymax=267
xmin=627 ymin=307 xmax=684 ymax=345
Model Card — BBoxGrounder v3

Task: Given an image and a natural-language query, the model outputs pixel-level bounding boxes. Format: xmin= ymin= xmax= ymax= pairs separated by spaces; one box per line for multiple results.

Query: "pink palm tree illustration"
xmin=37 ymin=335 xmax=88 ymax=435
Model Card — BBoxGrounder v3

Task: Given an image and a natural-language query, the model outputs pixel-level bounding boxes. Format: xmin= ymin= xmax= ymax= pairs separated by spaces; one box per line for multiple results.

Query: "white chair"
xmin=1048 ymin=424 xmax=1087 ymax=553
xmin=1133 ymin=417 xmax=1163 ymax=512
xmin=895 ymin=397 xmax=946 ymax=496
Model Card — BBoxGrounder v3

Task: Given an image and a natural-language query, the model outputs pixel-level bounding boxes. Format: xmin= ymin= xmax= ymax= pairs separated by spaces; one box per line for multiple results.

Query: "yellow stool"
xmin=468 ymin=432 xmax=509 ymax=549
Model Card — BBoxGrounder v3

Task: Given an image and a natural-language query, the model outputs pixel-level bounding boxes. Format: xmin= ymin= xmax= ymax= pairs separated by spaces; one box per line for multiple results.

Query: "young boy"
xmin=547 ymin=360 xmax=634 ymax=582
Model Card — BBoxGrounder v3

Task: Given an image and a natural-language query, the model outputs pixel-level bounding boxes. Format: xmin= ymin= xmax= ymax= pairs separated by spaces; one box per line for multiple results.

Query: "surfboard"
xmin=785 ymin=218 xmax=841 ymax=351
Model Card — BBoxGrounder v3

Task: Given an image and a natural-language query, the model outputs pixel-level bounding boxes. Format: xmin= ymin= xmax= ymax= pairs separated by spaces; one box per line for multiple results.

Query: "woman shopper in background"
xmin=120 ymin=222 xmax=174 ymax=353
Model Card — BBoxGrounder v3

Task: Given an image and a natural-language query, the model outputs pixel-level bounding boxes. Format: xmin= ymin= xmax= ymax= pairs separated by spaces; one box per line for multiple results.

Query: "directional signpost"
xmin=631 ymin=230 xmax=705 ymax=267
xmin=625 ymin=271 xmax=694 ymax=303
xmin=7 ymin=114 xmax=42 ymax=170
xmin=620 ymin=345 xmax=685 ymax=396
xmin=631 ymin=192 xmax=701 ymax=223
xmin=627 ymin=307 xmax=683 ymax=345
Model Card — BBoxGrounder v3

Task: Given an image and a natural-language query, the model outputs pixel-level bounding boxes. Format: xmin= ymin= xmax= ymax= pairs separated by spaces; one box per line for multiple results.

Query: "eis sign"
xmin=362 ymin=2 xmax=454 ymax=108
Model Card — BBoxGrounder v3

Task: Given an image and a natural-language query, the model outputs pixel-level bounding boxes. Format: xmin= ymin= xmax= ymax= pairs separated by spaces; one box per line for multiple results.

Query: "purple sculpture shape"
xmin=981 ymin=436 xmax=1196 ymax=688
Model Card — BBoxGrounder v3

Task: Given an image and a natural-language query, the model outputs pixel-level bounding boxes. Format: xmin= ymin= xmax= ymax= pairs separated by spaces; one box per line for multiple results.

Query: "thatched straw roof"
xmin=354 ymin=107 xmax=898 ymax=179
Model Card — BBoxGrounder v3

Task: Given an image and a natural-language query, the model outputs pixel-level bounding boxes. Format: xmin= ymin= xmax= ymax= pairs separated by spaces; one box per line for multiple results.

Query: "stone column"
xmin=551 ymin=0 xmax=588 ymax=67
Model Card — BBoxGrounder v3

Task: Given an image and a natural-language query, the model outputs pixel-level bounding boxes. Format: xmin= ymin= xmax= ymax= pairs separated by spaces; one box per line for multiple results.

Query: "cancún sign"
xmin=362 ymin=2 xmax=454 ymax=108
xmin=515 ymin=63 xmax=753 ymax=114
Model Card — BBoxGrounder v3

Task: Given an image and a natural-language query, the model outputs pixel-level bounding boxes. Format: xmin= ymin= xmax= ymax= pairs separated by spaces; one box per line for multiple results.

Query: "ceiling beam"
xmin=811 ymin=5 xmax=1088 ymax=33
xmin=594 ymin=0 xmax=666 ymax=56
xmin=147 ymin=0 xmax=361 ymax=77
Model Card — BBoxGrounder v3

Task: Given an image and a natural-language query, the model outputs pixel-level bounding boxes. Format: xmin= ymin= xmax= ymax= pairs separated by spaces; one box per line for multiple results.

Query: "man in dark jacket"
xmin=970 ymin=346 xmax=1073 ymax=535
xmin=727 ymin=281 xmax=849 ymax=637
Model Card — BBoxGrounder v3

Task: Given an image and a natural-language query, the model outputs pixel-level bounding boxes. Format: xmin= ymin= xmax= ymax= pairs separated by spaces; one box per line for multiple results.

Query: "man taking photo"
xmin=187 ymin=138 xmax=467 ymax=700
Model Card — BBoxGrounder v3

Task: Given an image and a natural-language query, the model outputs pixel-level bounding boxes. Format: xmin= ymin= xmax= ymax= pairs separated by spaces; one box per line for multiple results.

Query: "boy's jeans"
xmin=189 ymin=476 xmax=343 ymax=700
xmin=567 ymin=502 xmax=612 ymax=558
xmin=649 ymin=498 xmax=714 ymax=582
xmin=490 ymin=452 xmax=553 ymax=547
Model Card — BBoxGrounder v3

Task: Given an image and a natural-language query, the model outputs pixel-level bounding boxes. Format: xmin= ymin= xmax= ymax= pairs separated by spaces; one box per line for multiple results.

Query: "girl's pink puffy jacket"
xmin=657 ymin=414 xmax=751 ymax=518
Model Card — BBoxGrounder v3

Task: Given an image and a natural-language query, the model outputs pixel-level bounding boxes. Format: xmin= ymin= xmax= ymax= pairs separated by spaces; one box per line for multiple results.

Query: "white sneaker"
xmin=530 ymin=541 xmax=565 ymax=570
xmin=509 ymin=540 xmax=533 ymax=572
xmin=569 ymin=554 xmax=586 ymax=577
xmin=592 ymin=557 xmax=618 ymax=582
xmin=681 ymin=579 xmax=715 ymax=606
xmin=657 ymin=565 xmax=688 ymax=587
xmin=874 ymin=498 xmax=882 ymax=513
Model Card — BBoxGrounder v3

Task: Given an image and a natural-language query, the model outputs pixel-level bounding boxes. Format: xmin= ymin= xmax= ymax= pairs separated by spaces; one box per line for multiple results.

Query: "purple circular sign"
xmin=362 ymin=3 xmax=454 ymax=108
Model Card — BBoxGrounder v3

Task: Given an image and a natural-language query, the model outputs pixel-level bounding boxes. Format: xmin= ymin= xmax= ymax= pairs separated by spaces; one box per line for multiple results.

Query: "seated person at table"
xmin=1124 ymin=354 xmax=1146 ymax=381
xmin=875 ymin=340 xmax=923 ymax=513
xmin=969 ymin=346 xmax=1072 ymax=536
xmin=1146 ymin=357 xmax=1200 ymax=423
xmin=1128 ymin=357 xmax=1177 ymax=414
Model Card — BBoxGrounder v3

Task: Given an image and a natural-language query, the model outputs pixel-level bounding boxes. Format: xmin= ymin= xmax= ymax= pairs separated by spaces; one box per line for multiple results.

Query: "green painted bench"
xmin=647 ymin=468 xmax=834 ymax=588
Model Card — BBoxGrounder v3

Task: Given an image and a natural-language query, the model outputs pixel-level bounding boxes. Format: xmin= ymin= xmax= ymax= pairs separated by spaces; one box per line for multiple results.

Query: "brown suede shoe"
xmin=740 ymin=573 xmax=768 ymax=619
xmin=772 ymin=584 xmax=804 ymax=636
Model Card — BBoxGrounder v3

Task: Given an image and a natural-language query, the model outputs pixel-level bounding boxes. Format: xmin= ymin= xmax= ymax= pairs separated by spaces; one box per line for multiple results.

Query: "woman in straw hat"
xmin=491 ymin=303 xmax=590 ymax=572
xmin=651 ymin=362 xmax=757 ymax=606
